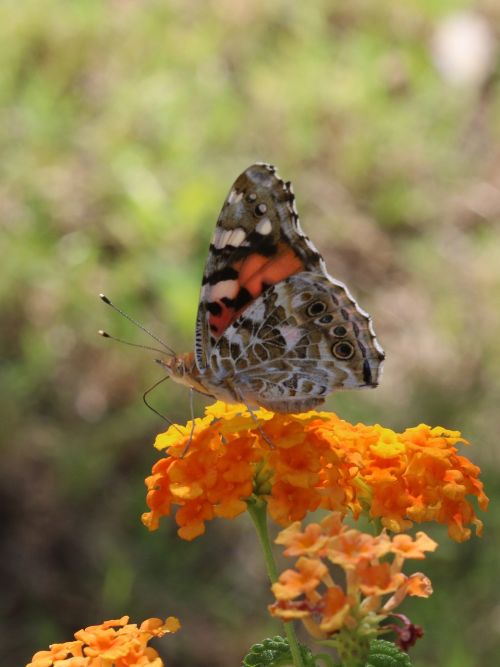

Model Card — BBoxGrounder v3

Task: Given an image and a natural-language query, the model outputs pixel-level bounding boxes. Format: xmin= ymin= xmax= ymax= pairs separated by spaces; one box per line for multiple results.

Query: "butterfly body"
xmin=163 ymin=163 xmax=384 ymax=412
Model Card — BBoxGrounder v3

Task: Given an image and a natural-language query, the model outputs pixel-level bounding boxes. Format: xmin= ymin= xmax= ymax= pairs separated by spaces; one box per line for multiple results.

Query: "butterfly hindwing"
xmin=207 ymin=272 xmax=384 ymax=412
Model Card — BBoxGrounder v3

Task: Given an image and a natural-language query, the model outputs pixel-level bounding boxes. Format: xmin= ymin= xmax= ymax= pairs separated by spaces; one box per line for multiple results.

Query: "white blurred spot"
xmin=463 ymin=182 xmax=500 ymax=218
xmin=57 ymin=231 xmax=91 ymax=267
xmin=75 ymin=384 xmax=108 ymax=422
xmin=432 ymin=12 xmax=497 ymax=87
xmin=45 ymin=325 xmax=77 ymax=358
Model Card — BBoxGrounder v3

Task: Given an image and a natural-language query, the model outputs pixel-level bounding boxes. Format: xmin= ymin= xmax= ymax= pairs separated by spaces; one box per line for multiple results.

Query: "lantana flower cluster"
xmin=142 ymin=402 xmax=487 ymax=541
xmin=26 ymin=616 xmax=180 ymax=667
xmin=269 ymin=513 xmax=435 ymax=646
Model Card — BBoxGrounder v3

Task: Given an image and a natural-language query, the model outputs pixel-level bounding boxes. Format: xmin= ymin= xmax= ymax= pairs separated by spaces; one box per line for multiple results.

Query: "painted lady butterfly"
xmin=161 ymin=163 xmax=384 ymax=413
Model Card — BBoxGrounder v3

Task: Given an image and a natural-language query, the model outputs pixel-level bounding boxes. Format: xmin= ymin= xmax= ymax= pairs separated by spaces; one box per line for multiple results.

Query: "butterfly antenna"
xmin=143 ymin=376 xmax=184 ymax=435
xmin=98 ymin=330 xmax=168 ymax=356
xmin=99 ymin=293 xmax=176 ymax=356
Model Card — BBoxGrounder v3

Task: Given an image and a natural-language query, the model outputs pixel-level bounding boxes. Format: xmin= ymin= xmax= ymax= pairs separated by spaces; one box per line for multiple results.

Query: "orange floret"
xmin=390 ymin=532 xmax=438 ymax=561
xmin=142 ymin=401 xmax=487 ymax=541
xmin=26 ymin=616 xmax=180 ymax=667
xmin=326 ymin=530 xmax=391 ymax=569
xmin=272 ymin=556 xmax=328 ymax=600
xmin=275 ymin=521 xmax=330 ymax=557
xmin=318 ymin=586 xmax=352 ymax=633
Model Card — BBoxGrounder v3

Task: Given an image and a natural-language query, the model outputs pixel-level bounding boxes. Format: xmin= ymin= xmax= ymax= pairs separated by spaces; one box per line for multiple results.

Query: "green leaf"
xmin=366 ymin=639 xmax=413 ymax=667
xmin=242 ymin=635 xmax=315 ymax=667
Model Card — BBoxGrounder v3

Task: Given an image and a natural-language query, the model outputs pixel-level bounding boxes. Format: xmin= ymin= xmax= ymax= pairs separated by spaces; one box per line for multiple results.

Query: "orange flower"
xmin=318 ymin=586 xmax=353 ymax=633
xmin=270 ymin=512 xmax=434 ymax=645
xmin=275 ymin=521 xmax=331 ymax=557
xmin=326 ymin=530 xmax=391 ymax=569
xmin=356 ymin=561 xmax=405 ymax=596
xmin=390 ymin=532 xmax=437 ymax=562
xmin=383 ymin=573 xmax=434 ymax=612
xmin=26 ymin=616 xmax=180 ymax=667
xmin=272 ymin=556 xmax=328 ymax=600
xmin=142 ymin=401 xmax=487 ymax=541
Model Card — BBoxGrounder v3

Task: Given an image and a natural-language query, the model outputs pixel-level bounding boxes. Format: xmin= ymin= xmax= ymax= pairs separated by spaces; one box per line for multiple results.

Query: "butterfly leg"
xmin=208 ymin=417 xmax=229 ymax=445
xmin=235 ymin=395 xmax=275 ymax=450
xmin=143 ymin=376 xmax=185 ymax=435
xmin=218 ymin=381 xmax=275 ymax=449
xmin=180 ymin=389 xmax=197 ymax=457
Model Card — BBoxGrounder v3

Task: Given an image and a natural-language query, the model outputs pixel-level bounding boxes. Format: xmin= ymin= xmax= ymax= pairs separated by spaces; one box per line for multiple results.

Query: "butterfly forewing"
xmin=195 ymin=163 xmax=323 ymax=369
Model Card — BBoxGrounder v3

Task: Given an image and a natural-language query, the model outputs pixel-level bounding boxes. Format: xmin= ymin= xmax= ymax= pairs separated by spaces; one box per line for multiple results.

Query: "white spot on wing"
xmin=209 ymin=279 xmax=239 ymax=301
xmin=243 ymin=300 xmax=266 ymax=325
xmin=256 ymin=217 xmax=272 ymax=235
xmin=227 ymin=189 xmax=243 ymax=204
xmin=228 ymin=227 xmax=246 ymax=247
xmin=214 ymin=226 xmax=247 ymax=249
xmin=280 ymin=325 xmax=303 ymax=350
xmin=213 ymin=228 xmax=223 ymax=249
xmin=220 ymin=230 xmax=232 ymax=248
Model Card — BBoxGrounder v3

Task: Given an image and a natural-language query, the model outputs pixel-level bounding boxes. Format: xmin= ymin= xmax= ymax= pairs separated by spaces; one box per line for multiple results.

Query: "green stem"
xmin=370 ymin=517 xmax=383 ymax=536
xmin=247 ymin=497 xmax=306 ymax=667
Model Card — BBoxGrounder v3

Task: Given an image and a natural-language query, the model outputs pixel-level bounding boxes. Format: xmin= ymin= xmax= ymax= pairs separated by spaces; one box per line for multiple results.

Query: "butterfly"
xmin=161 ymin=163 xmax=384 ymax=413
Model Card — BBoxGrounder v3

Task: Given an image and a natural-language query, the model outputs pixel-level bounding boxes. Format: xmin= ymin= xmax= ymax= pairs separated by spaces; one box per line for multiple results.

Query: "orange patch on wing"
xmin=209 ymin=244 xmax=304 ymax=337
xmin=239 ymin=244 xmax=304 ymax=298
xmin=210 ymin=308 xmax=236 ymax=337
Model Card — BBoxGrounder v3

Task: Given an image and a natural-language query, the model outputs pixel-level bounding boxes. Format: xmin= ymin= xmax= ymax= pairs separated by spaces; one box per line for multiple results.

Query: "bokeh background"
xmin=2 ymin=1 xmax=500 ymax=665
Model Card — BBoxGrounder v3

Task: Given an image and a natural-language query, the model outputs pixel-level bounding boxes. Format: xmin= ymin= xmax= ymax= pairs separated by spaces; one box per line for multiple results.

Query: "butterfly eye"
xmin=306 ymin=301 xmax=327 ymax=317
xmin=255 ymin=203 xmax=267 ymax=216
xmin=332 ymin=341 xmax=355 ymax=360
xmin=333 ymin=325 xmax=347 ymax=337
xmin=317 ymin=314 xmax=334 ymax=324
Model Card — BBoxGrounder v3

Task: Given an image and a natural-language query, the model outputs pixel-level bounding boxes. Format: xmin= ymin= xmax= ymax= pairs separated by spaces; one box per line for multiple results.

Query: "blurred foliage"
xmin=1 ymin=0 xmax=500 ymax=666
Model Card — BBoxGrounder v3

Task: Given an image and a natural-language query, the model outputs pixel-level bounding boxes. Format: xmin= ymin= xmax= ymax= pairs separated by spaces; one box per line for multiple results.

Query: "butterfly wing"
xmin=195 ymin=163 xmax=322 ymax=370
xmin=207 ymin=272 xmax=385 ymax=412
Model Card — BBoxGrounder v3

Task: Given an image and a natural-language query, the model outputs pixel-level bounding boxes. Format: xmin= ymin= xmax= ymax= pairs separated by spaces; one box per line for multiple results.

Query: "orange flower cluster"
xmin=142 ymin=402 xmax=487 ymax=541
xmin=26 ymin=616 xmax=180 ymax=667
xmin=269 ymin=513 xmax=435 ymax=641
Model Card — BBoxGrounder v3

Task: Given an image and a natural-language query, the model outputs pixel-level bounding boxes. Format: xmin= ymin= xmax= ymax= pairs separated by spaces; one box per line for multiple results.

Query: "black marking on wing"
xmin=363 ymin=359 xmax=373 ymax=385
xmin=206 ymin=301 xmax=223 ymax=316
xmin=221 ymin=287 xmax=253 ymax=311
xmin=207 ymin=234 xmax=277 ymax=264
xmin=203 ymin=266 xmax=239 ymax=286
xmin=244 ymin=231 xmax=278 ymax=256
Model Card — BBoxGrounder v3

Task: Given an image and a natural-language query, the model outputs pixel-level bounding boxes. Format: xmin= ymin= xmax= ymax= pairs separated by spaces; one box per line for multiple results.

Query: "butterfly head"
xmin=157 ymin=352 xmax=213 ymax=397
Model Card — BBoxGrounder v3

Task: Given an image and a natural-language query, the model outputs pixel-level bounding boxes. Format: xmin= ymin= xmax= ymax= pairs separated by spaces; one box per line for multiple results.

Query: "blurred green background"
xmin=1 ymin=1 xmax=500 ymax=665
